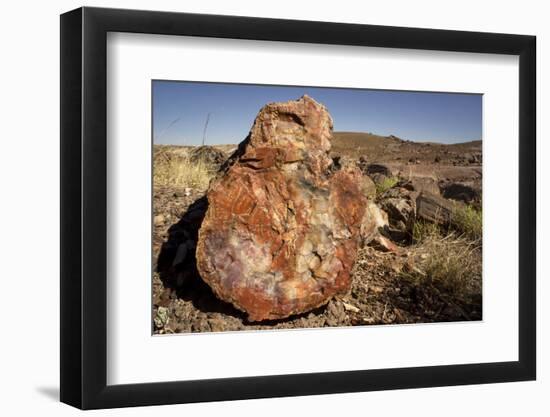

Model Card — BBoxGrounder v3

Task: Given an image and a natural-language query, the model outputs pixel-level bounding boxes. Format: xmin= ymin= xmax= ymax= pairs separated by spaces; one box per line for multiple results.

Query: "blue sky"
xmin=152 ymin=81 xmax=482 ymax=146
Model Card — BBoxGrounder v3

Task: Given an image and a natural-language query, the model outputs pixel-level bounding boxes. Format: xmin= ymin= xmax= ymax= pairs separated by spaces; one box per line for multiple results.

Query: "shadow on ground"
xmin=156 ymin=196 xmax=249 ymax=320
xmin=35 ymin=386 xmax=59 ymax=401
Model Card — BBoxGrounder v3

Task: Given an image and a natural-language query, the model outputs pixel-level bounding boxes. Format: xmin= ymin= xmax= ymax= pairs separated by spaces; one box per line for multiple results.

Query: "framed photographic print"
xmin=60 ymin=6 xmax=536 ymax=409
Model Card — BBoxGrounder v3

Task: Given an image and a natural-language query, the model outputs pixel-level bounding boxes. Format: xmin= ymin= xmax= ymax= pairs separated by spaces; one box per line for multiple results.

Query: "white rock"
xmin=343 ymin=302 xmax=360 ymax=313
xmin=153 ymin=214 xmax=165 ymax=226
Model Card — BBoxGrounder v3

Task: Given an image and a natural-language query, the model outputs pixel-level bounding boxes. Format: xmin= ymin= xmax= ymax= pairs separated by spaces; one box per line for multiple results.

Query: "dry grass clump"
xmin=412 ymin=220 xmax=441 ymax=243
xmin=404 ymin=225 xmax=482 ymax=307
xmin=154 ymin=147 xmax=215 ymax=190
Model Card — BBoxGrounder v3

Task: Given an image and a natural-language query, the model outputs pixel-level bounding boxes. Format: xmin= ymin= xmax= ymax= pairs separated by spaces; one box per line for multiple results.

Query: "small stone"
xmin=154 ymin=306 xmax=169 ymax=329
xmin=343 ymin=302 xmax=360 ymax=313
xmin=153 ymin=214 xmax=165 ymax=226
xmin=371 ymin=286 xmax=384 ymax=294
xmin=369 ymin=235 xmax=398 ymax=252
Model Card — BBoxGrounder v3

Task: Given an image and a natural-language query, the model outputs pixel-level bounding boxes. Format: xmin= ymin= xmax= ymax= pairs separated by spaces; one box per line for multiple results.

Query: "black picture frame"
xmin=60 ymin=6 xmax=536 ymax=410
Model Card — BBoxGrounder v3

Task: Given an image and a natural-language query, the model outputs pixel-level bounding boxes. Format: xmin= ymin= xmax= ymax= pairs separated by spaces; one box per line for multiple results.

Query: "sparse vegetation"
xmin=452 ymin=204 xmax=482 ymax=241
xmin=403 ymin=226 xmax=482 ymax=309
xmin=413 ymin=203 xmax=482 ymax=243
xmin=375 ymin=176 xmax=399 ymax=195
xmin=154 ymin=147 xmax=215 ymax=190
xmin=412 ymin=220 xmax=442 ymax=243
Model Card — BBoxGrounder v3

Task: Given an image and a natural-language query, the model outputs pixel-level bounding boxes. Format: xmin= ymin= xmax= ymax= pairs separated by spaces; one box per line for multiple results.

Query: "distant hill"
xmin=331 ymin=132 xmax=404 ymax=156
xmin=331 ymin=131 xmax=481 ymax=164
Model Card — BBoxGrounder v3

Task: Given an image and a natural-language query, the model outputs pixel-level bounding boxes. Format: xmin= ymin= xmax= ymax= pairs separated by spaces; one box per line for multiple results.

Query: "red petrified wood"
xmin=196 ymin=96 xmax=367 ymax=321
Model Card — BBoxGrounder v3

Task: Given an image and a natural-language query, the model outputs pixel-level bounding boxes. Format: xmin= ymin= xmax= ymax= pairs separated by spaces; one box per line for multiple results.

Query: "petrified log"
xmin=196 ymin=96 xmax=367 ymax=321
xmin=416 ymin=191 xmax=456 ymax=225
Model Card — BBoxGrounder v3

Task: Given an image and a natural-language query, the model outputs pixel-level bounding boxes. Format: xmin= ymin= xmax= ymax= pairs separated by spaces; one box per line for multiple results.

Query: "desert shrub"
xmin=413 ymin=204 xmax=482 ymax=243
xmin=452 ymin=204 xmax=482 ymax=241
xmin=401 ymin=227 xmax=482 ymax=305
xmin=375 ymin=176 xmax=399 ymax=195
xmin=154 ymin=150 xmax=215 ymax=190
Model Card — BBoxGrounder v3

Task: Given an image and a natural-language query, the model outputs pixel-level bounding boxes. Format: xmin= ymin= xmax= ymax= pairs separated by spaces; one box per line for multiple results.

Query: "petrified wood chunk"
xmin=196 ymin=96 xmax=367 ymax=321
xmin=416 ymin=191 xmax=456 ymax=225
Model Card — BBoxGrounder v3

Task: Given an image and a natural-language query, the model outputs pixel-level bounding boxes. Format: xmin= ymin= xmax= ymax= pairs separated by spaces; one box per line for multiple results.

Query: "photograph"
xmin=152 ymin=81 xmax=483 ymax=334
xmin=1 ymin=0 xmax=543 ymax=413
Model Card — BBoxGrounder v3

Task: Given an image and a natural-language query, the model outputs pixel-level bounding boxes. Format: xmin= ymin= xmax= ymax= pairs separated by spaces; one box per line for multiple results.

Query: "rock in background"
xmin=196 ymin=96 xmax=368 ymax=321
xmin=416 ymin=192 xmax=457 ymax=225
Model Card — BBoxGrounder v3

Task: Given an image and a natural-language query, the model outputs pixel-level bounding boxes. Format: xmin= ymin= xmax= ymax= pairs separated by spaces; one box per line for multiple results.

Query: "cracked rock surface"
xmin=196 ymin=96 xmax=367 ymax=321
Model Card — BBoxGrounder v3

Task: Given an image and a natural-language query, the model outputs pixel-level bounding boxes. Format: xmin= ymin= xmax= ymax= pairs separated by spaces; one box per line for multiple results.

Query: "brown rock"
xmin=370 ymin=173 xmax=389 ymax=185
xmin=440 ymin=181 xmax=481 ymax=204
xmin=365 ymin=163 xmax=392 ymax=177
xmin=464 ymin=152 xmax=482 ymax=164
xmin=383 ymin=197 xmax=415 ymax=226
xmin=378 ymin=187 xmax=416 ymax=232
xmin=359 ymin=175 xmax=377 ymax=199
xmin=401 ymin=177 xmax=440 ymax=196
xmin=196 ymin=96 xmax=368 ymax=321
xmin=416 ymin=192 xmax=456 ymax=225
